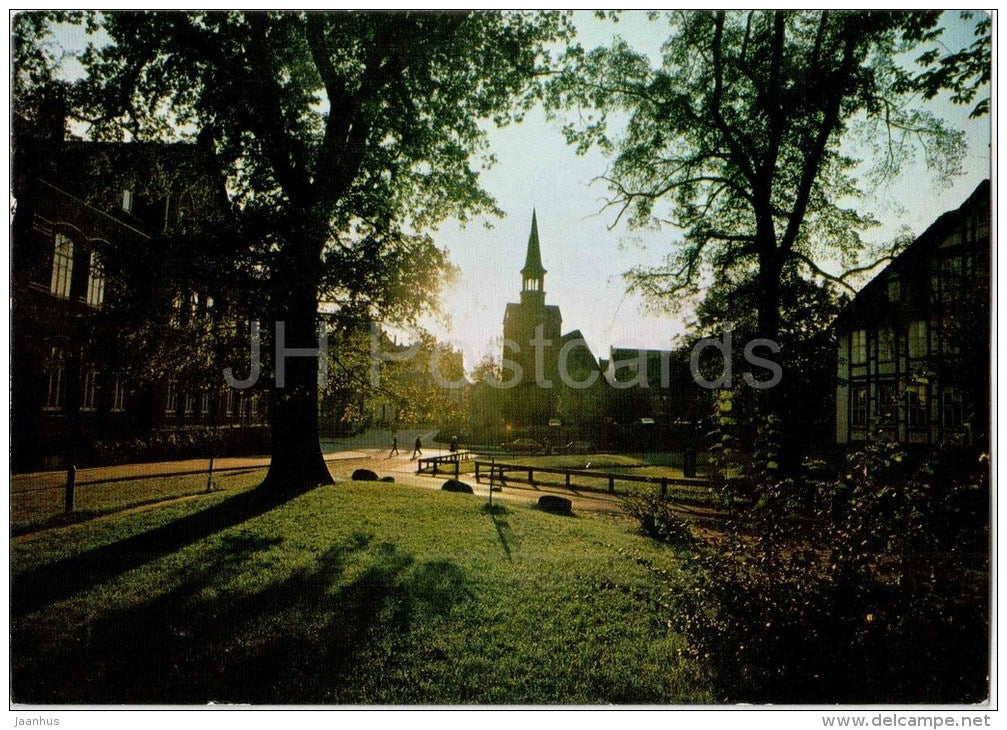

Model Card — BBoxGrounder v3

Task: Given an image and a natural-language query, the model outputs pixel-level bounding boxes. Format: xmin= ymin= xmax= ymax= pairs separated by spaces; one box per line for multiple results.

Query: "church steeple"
xmin=520 ymin=209 xmax=546 ymax=306
xmin=521 ymin=209 xmax=546 ymax=278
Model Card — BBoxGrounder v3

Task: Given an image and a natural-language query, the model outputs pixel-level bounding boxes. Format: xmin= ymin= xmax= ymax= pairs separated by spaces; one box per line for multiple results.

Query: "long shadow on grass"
xmin=482 ymin=504 xmax=514 ymax=561
xmin=12 ymin=530 xmax=473 ymax=704
xmin=11 ymin=485 xmax=310 ymax=617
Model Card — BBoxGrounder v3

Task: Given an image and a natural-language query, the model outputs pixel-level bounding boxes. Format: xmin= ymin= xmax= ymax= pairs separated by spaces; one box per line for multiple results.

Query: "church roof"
xmin=521 ymin=209 xmax=546 ymax=277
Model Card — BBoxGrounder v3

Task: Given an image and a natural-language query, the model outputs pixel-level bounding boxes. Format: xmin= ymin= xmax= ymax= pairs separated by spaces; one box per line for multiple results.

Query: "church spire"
xmin=521 ymin=209 xmax=546 ymax=278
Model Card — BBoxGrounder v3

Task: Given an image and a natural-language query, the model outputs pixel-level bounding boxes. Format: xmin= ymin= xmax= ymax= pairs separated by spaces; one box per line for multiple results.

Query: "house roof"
xmin=834 ymin=179 xmax=990 ymax=328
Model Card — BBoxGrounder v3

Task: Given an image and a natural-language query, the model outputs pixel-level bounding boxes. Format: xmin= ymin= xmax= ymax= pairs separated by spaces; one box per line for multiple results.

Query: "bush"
xmin=379 ymin=476 xmax=395 ymax=483
xmin=351 ymin=469 xmax=379 ymax=481
xmin=621 ymin=493 xmax=694 ymax=546
xmin=633 ymin=416 xmax=988 ymax=703
xmin=88 ymin=426 xmax=270 ymax=467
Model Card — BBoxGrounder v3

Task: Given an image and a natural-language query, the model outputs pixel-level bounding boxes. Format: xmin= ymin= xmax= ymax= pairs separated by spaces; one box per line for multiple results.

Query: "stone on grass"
xmin=538 ymin=495 xmax=572 ymax=515
xmin=442 ymin=479 xmax=474 ymax=494
xmin=351 ymin=468 xmax=379 ymax=481
xmin=380 ymin=476 xmax=395 ymax=483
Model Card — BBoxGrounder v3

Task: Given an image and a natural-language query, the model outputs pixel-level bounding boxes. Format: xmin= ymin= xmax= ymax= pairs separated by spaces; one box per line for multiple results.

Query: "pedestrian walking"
xmin=389 ymin=434 xmax=399 ymax=458
xmin=411 ymin=436 xmax=423 ymax=460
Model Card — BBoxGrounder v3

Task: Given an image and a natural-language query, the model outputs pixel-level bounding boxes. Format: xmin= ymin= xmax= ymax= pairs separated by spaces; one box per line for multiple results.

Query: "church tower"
xmin=502 ymin=210 xmax=563 ymax=431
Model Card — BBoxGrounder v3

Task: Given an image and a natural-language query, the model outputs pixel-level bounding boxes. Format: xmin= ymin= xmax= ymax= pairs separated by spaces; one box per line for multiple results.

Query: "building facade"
xmin=11 ymin=105 xmax=267 ymax=470
xmin=834 ymin=180 xmax=990 ymax=449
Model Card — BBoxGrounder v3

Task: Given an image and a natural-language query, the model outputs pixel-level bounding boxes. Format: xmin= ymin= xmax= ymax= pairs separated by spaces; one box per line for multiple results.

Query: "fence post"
xmin=455 ymin=459 xmax=459 ymax=482
xmin=608 ymin=476 xmax=615 ymax=493
xmin=660 ymin=478 xmax=668 ymax=499
xmin=475 ymin=461 xmax=480 ymax=483
xmin=565 ymin=471 xmax=571 ymax=489
xmin=528 ymin=468 xmax=533 ymax=486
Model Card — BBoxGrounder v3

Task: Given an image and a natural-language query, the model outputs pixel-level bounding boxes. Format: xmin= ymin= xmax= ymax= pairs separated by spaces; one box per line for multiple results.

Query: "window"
xmin=200 ymin=391 xmax=211 ymax=416
xmin=906 ymin=384 xmax=928 ymax=430
xmin=81 ymin=369 xmax=98 ymax=411
xmin=50 ymin=234 xmax=74 ymax=298
xmin=908 ymin=321 xmax=928 ymax=358
xmin=122 ymin=189 xmax=133 ymax=213
xmin=941 ymin=388 xmax=966 ymax=430
xmin=166 ymin=381 xmax=178 ymax=415
xmin=851 ymin=385 xmax=869 ymax=429
xmin=939 ymin=256 xmax=963 ymax=301
xmin=225 ymin=386 xmax=235 ymax=416
xmin=851 ymin=330 xmax=868 ymax=365
xmin=86 ymin=251 xmax=105 ymax=308
xmin=184 ymin=392 xmax=196 ymax=415
xmin=44 ymin=348 xmax=66 ymax=411
xmin=887 ymin=278 xmax=901 ymax=303
xmin=878 ymin=327 xmax=895 ymax=363
xmin=878 ymin=382 xmax=899 ymax=426
xmin=112 ymin=379 xmax=126 ymax=412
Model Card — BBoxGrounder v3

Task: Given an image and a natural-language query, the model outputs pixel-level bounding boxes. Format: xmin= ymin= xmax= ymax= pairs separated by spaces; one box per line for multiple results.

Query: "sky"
xmin=45 ymin=11 xmax=991 ymax=373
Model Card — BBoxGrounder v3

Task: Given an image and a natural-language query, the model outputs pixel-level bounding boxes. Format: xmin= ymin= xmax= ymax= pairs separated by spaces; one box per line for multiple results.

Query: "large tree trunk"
xmin=260 ymin=224 xmax=334 ymax=491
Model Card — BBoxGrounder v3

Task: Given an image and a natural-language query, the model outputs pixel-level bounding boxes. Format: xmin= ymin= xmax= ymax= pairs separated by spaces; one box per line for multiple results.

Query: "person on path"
xmin=411 ymin=436 xmax=423 ymax=460
xmin=389 ymin=434 xmax=399 ymax=458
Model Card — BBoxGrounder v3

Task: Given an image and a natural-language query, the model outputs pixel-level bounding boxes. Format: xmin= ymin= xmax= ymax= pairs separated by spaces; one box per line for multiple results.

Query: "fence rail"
xmin=472 ymin=460 xmax=713 ymax=499
xmin=416 ymin=451 xmax=476 ymax=479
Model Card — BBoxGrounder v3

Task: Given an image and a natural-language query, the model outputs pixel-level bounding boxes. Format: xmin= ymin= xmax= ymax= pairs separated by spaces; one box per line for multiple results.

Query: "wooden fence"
xmin=416 ymin=451 xmax=477 ymax=480
xmin=472 ymin=460 xmax=712 ymax=499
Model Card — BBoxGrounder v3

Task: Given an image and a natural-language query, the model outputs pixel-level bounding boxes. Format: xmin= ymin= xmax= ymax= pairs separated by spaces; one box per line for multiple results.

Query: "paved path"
xmin=11 ymin=427 xmax=633 ymax=526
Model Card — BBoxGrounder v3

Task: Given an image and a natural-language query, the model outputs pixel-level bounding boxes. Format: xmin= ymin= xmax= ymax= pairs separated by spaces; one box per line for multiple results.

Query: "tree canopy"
xmin=547 ymin=10 xmax=987 ymax=342
xmin=16 ymin=10 xmax=571 ymax=488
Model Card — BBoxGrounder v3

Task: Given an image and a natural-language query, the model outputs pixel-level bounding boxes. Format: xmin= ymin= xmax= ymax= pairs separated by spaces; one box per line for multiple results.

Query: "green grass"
xmin=11 ymin=480 xmax=708 ymax=705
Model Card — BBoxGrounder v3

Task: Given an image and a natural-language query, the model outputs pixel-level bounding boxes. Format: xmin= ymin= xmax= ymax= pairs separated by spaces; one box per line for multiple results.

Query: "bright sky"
xmin=46 ymin=11 xmax=991 ymax=373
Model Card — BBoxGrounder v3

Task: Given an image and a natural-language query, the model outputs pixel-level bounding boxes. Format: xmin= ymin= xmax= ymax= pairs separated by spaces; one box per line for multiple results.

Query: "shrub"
xmin=633 ymin=416 xmax=988 ymax=703
xmin=351 ymin=469 xmax=379 ymax=481
xmin=620 ymin=493 xmax=694 ymax=547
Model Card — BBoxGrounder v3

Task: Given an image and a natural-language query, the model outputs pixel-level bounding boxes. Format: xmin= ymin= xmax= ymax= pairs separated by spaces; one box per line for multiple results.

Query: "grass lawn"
xmin=11 ymin=480 xmax=707 ymax=705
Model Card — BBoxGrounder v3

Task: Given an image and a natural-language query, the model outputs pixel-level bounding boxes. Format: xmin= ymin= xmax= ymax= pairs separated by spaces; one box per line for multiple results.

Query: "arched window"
xmin=50 ymin=234 xmax=74 ymax=299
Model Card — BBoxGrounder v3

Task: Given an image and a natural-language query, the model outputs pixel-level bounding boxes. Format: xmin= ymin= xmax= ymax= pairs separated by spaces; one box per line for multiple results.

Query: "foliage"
xmin=909 ymin=11 xmax=991 ymax=118
xmin=634 ymin=419 xmax=988 ymax=702
xmin=547 ymin=10 xmax=976 ymax=341
xmin=621 ymin=492 xmax=694 ymax=547
xmin=90 ymin=425 xmax=270 ymax=467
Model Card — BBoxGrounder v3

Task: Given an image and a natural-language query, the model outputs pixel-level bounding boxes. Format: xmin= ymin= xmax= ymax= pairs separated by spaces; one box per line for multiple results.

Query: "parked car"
xmin=501 ymin=438 xmax=543 ymax=453
xmin=564 ymin=440 xmax=594 ymax=455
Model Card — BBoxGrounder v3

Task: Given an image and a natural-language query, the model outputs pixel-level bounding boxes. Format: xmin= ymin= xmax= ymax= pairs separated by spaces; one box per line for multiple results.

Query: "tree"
xmin=687 ymin=267 xmax=847 ymax=459
xmin=44 ymin=10 xmax=569 ymax=489
xmin=548 ymin=9 xmax=983 ymax=368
